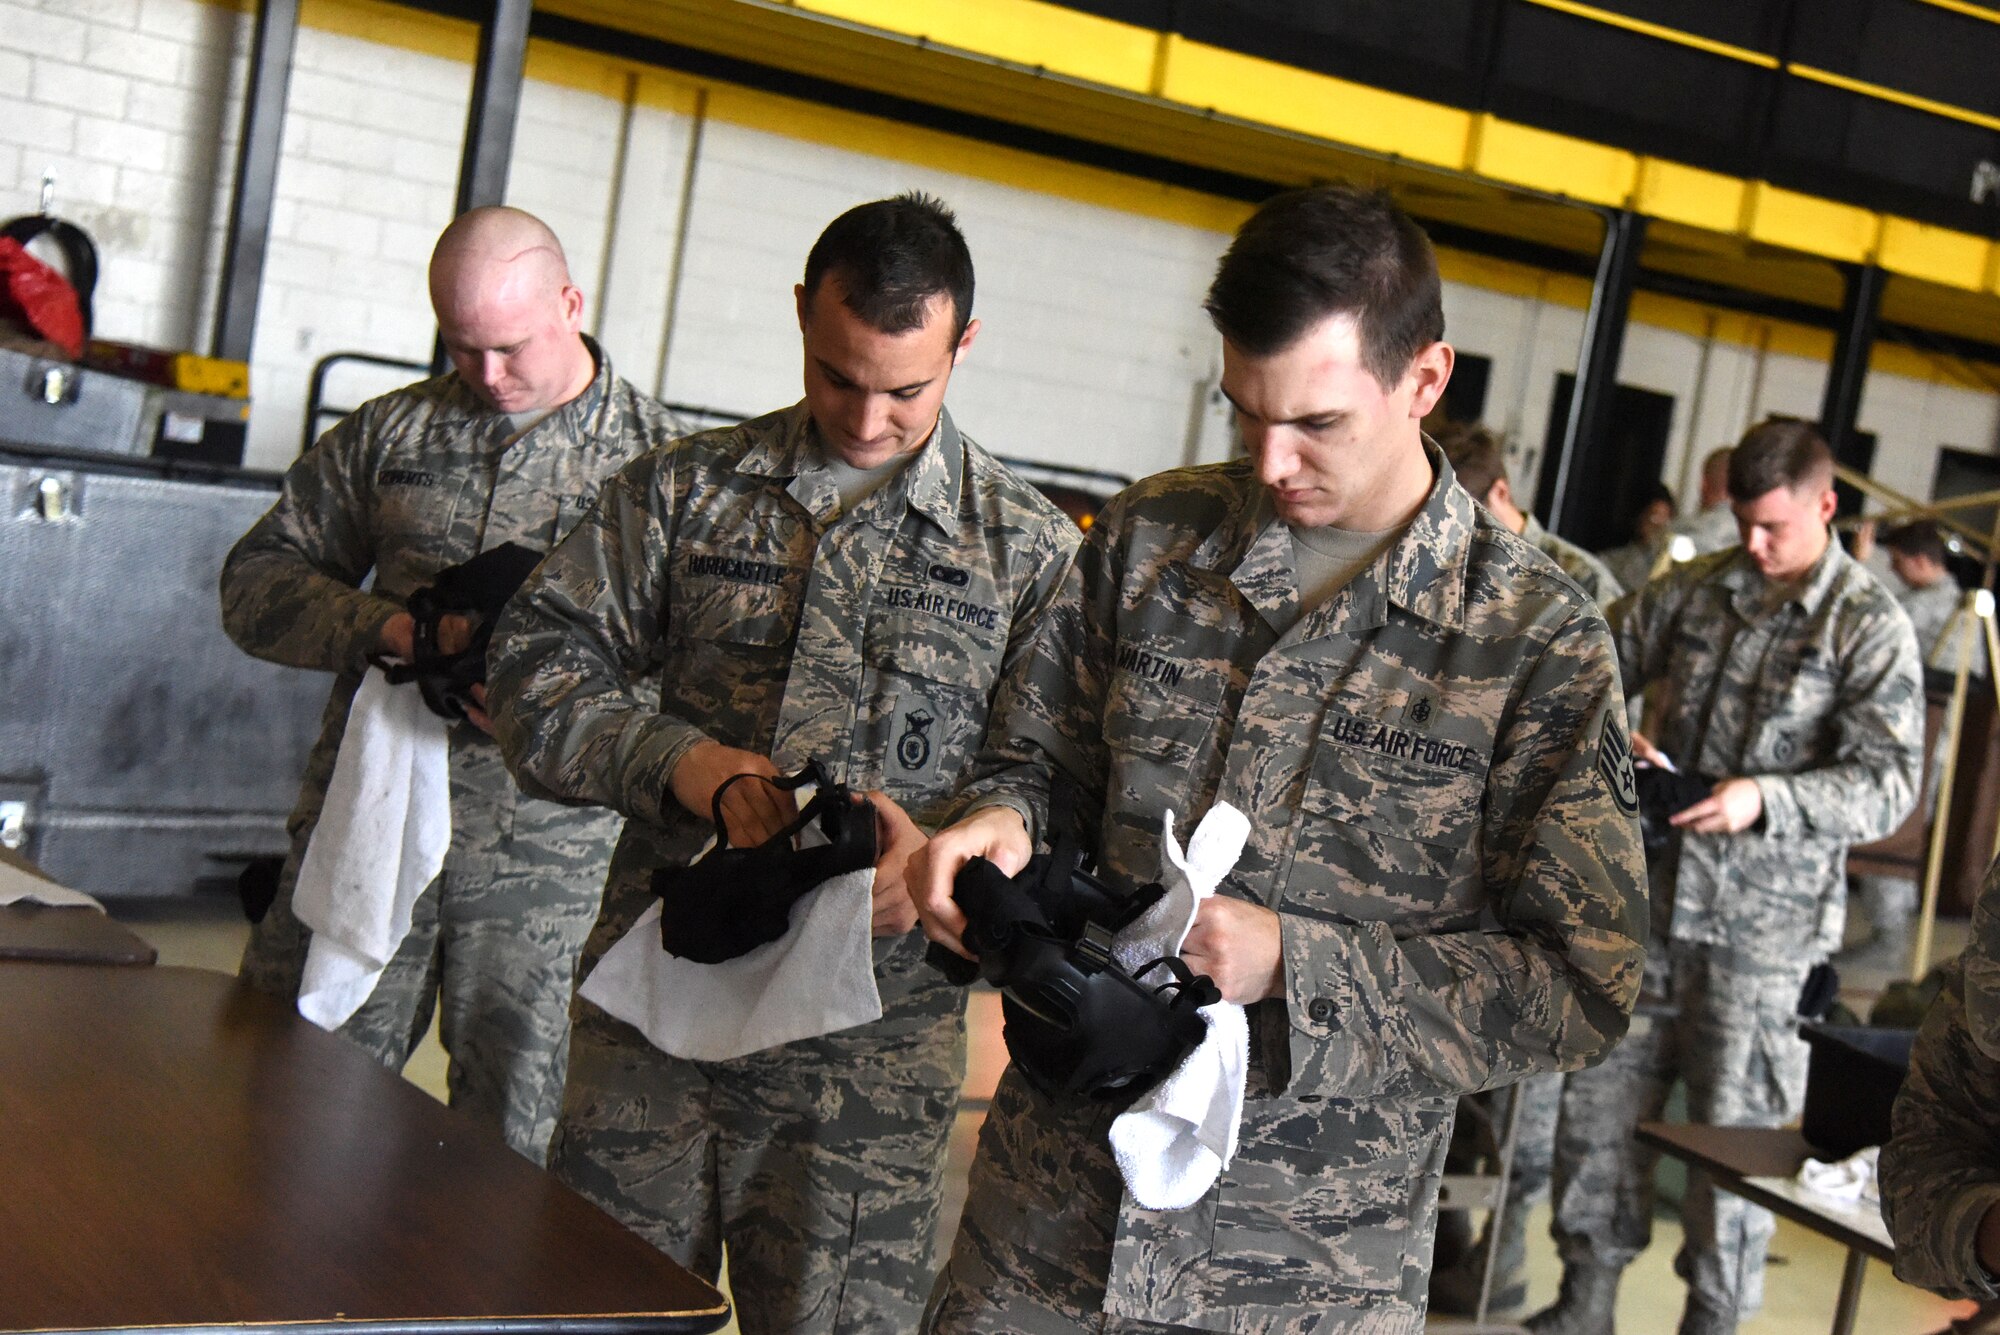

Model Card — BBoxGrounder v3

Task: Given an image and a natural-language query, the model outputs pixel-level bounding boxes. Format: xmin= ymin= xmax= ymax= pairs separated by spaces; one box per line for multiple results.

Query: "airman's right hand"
xmin=908 ymin=805 xmax=1032 ymax=960
xmin=668 ymin=741 xmax=795 ymax=847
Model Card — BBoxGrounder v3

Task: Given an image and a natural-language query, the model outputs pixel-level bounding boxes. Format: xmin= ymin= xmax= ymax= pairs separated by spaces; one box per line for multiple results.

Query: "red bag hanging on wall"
xmin=0 ymin=235 xmax=85 ymax=359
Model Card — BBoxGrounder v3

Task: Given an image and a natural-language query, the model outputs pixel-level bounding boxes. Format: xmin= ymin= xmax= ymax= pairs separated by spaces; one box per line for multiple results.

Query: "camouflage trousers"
xmin=549 ymin=967 xmax=966 ymax=1335
xmin=1547 ymin=939 xmax=1811 ymax=1326
xmin=239 ymin=766 xmax=617 ymax=1162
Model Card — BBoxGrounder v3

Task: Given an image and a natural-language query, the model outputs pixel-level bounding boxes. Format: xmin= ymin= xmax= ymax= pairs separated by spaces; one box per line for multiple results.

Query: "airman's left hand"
xmin=863 ymin=791 xmax=927 ymax=937
xmin=1670 ymin=776 xmax=1763 ymax=834
xmin=1179 ymin=896 xmax=1285 ymax=1005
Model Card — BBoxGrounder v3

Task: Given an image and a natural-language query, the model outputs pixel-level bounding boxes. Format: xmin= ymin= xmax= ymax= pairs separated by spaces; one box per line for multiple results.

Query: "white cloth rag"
xmin=0 ymin=850 xmax=103 ymax=909
xmin=1798 ymin=1144 xmax=1880 ymax=1206
xmin=579 ymin=787 xmax=883 ymax=1062
xmin=1108 ymin=802 xmax=1252 ymax=1211
xmin=294 ymin=669 xmax=451 ymax=1031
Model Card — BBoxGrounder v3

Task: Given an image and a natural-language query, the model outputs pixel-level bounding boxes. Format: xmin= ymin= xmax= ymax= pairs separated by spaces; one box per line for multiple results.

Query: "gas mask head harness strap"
xmin=375 ymin=541 xmax=544 ymax=722
xmin=651 ymin=758 xmax=879 ymax=964
xmin=929 ymin=839 xmax=1219 ymax=1103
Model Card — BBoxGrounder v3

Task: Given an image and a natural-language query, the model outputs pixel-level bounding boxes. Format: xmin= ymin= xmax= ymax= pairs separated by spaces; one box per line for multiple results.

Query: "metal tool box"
xmin=0 ymin=454 xmax=323 ymax=898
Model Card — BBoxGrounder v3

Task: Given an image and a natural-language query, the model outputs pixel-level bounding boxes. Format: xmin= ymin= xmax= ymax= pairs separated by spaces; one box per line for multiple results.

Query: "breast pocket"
xmin=1289 ymin=716 xmax=1485 ymax=923
xmin=660 ymin=543 xmax=803 ymax=751
xmin=1102 ymin=658 xmax=1226 ymax=818
xmin=374 ymin=472 xmax=470 ymax=586
xmin=853 ymin=609 xmax=1007 ymax=803
xmin=1750 ymin=648 xmax=1840 ymax=771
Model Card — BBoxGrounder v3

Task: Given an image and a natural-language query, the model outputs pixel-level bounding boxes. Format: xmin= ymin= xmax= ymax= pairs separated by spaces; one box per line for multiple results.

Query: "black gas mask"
xmin=379 ymin=541 xmax=544 ymax=722
xmin=1634 ymin=766 xmax=1714 ymax=855
xmin=929 ymin=843 xmax=1218 ymax=1103
xmin=651 ymin=759 xmax=878 ymax=963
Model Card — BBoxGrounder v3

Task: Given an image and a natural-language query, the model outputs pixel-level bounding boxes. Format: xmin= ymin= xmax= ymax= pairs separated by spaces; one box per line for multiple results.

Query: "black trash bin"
xmin=1798 ymin=1022 xmax=1917 ymax=1160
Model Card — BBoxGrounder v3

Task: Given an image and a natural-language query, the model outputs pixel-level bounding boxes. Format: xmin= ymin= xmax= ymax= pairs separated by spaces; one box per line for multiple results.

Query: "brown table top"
xmin=0 ymin=903 xmax=157 ymax=966
xmin=0 ymin=965 xmax=729 ymax=1335
xmin=1637 ymin=1121 xmax=1894 ymax=1264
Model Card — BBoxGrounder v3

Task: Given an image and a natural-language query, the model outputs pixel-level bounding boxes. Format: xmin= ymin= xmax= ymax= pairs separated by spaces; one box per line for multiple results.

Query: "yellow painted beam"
xmin=1741 ymin=183 xmax=1880 ymax=263
xmin=790 ymin=0 xmax=1159 ymax=93
xmin=1156 ymin=36 xmax=1471 ymax=170
xmin=1468 ymin=114 xmax=1637 ymax=206
xmin=299 ymin=0 xmax=473 ymax=59
xmin=1878 ymin=218 xmax=1992 ymax=290
xmin=701 ymin=81 xmax=1252 ymax=236
xmin=1634 ymin=159 xmax=1745 ymax=233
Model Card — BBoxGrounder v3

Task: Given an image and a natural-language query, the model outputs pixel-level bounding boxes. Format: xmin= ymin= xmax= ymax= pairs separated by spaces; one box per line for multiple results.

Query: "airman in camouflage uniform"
xmin=1882 ymin=853 xmax=2000 ymax=1301
xmin=911 ymin=186 xmax=1647 ymax=1335
xmin=219 ymin=208 xmax=673 ymax=1159
xmin=485 ymin=194 xmax=1079 ymax=1335
xmin=1533 ymin=419 xmax=1924 ymax=1335
xmin=1437 ymin=420 xmax=1624 ymax=607
xmin=1664 ymin=449 xmax=1741 ymax=559
xmin=1428 ymin=427 xmax=1624 ymax=1317
xmin=1846 ymin=520 xmax=1976 ymax=965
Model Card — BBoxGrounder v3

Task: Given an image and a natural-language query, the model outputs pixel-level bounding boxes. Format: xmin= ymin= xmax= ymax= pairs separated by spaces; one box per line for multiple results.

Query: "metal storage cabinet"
xmin=0 ymin=457 xmax=323 ymax=898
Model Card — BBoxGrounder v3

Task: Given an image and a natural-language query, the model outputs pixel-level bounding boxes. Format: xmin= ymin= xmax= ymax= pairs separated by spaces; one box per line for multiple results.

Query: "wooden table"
xmin=0 ymin=964 xmax=729 ymax=1335
xmin=1638 ymin=1121 xmax=1890 ymax=1335
xmin=0 ymin=902 xmax=157 ymax=965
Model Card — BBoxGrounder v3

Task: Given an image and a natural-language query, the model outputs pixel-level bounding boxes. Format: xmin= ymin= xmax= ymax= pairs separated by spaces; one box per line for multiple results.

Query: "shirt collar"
xmin=1717 ymin=532 xmax=1845 ymax=618
xmin=438 ymin=334 xmax=615 ymax=438
xmin=739 ymin=401 xmax=963 ymax=533
xmin=1196 ymin=438 xmax=1474 ymax=634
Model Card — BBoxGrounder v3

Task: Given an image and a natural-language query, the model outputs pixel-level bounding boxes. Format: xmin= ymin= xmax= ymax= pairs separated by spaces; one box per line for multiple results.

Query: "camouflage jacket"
xmin=1668 ymin=502 xmax=1740 ymax=558
xmin=1899 ymin=575 xmax=1986 ymax=677
xmin=1521 ymin=515 xmax=1623 ymax=606
xmin=953 ymin=449 xmax=1647 ymax=1331
xmin=1882 ymin=854 xmax=2000 ymax=1299
xmin=219 ymin=338 xmax=674 ymax=837
xmin=1611 ymin=542 xmax=1923 ymax=963
xmin=486 ymin=403 xmax=1079 ymax=1022
xmin=1600 ymin=539 xmax=1658 ymax=597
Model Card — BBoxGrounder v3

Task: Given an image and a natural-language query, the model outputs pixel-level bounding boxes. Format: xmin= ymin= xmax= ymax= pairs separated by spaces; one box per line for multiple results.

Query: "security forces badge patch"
xmin=893 ymin=693 xmax=943 ymax=785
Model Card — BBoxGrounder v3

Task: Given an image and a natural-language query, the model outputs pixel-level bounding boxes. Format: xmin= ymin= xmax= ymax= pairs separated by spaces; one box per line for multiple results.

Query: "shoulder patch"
xmin=1599 ymin=714 xmax=1639 ymax=815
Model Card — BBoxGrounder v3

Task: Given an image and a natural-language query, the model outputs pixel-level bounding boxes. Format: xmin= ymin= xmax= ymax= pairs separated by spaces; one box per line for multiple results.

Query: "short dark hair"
xmin=1203 ymin=184 xmax=1445 ymax=385
xmin=1883 ymin=520 xmax=1948 ymax=566
xmin=801 ymin=192 xmax=974 ymax=341
xmin=1434 ymin=421 xmax=1508 ymax=501
xmin=1726 ymin=417 xmax=1833 ymax=502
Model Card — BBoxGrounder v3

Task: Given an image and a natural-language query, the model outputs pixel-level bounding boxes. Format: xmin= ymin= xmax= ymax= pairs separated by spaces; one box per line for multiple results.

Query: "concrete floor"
xmin=117 ymin=893 xmax=1978 ymax=1335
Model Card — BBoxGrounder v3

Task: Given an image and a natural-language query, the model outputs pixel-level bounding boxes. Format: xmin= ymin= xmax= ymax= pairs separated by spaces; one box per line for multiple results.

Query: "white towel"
xmin=579 ymin=791 xmax=883 ymax=1062
xmin=1798 ymin=1144 xmax=1880 ymax=1206
xmin=294 ymin=669 xmax=451 ymax=1031
xmin=1108 ymin=803 xmax=1252 ymax=1211
xmin=0 ymin=850 xmax=103 ymax=910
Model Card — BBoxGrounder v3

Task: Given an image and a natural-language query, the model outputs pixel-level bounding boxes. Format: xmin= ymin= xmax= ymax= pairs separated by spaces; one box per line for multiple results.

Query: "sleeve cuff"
xmin=342 ymin=594 xmax=404 ymax=667
xmin=1753 ymin=774 xmax=1799 ymax=836
xmin=618 ymin=717 xmax=712 ymax=826
xmin=1949 ymin=1185 xmax=2000 ymax=1300
xmin=1277 ymin=912 xmax=1361 ymax=1098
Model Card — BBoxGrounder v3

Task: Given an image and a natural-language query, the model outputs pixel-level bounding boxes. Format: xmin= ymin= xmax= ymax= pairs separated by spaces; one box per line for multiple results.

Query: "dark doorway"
xmin=1432 ymin=352 xmax=1492 ymax=429
xmin=1535 ymin=373 xmax=1675 ymax=553
xmin=1831 ymin=430 xmax=1877 ymax=521
xmin=1932 ymin=445 xmax=2000 ymax=587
